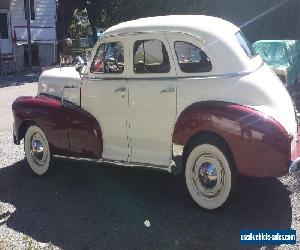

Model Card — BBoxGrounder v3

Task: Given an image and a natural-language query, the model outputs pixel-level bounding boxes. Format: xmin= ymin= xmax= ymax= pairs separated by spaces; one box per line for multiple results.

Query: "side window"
xmin=174 ymin=41 xmax=212 ymax=73
xmin=90 ymin=42 xmax=124 ymax=74
xmin=133 ymin=39 xmax=170 ymax=73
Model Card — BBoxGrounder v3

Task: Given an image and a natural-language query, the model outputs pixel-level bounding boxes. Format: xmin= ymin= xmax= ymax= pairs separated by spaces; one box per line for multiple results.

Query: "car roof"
xmin=103 ymin=15 xmax=239 ymax=42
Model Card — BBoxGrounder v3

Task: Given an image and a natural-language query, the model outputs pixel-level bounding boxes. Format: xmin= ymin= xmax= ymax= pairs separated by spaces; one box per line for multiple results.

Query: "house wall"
xmin=10 ymin=0 xmax=56 ymax=41
xmin=9 ymin=0 xmax=57 ymax=71
xmin=0 ymin=0 xmax=10 ymax=9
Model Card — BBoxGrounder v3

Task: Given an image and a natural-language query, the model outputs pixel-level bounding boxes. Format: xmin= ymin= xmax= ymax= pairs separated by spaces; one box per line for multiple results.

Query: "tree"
xmin=56 ymin=0 xmax=211 ymax=44
xmin=69 ymin=9 xmax=90 ymax=40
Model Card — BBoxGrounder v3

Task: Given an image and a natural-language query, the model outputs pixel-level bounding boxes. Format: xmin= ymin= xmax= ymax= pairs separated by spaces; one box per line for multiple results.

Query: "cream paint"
xmin=39 ymin=67 xmax=81 ymax=106
xmin=126 ymin=33 xmax=177 ymax=166
xmin=38 ymin=15 xmax=297 ymax=169
xmin=81 ymin=36 xmax=131 ymax=162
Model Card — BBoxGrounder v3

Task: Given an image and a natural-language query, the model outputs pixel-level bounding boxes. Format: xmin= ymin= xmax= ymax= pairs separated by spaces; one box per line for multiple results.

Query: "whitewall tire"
xmin=185 ymin=140 xmax=237 ymax=210
xmin=24 ymin=125 xmax=52 ymax=176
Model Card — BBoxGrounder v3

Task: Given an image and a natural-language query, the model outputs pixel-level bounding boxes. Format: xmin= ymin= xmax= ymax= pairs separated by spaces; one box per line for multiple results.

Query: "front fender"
xmin=172 ymin=101 xmax=290 ymax=177
xmin=12 ymin=95 xmax=103 ymax=158
xmin=12 ymin=95 xmax=70 ymax=155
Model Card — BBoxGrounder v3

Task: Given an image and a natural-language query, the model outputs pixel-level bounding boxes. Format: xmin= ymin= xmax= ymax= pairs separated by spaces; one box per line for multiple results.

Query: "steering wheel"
xmin=105 ymin=58 xmax=122 ymax=73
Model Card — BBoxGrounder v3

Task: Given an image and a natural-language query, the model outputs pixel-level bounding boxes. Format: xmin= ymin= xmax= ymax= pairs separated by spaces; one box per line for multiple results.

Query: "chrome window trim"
xmin=86 ymin=62 xmax=263 ymax=81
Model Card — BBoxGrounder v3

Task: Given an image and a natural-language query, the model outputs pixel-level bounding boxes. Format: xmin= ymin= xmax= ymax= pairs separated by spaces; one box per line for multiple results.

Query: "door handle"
xmin=114 ymin=87 xmax=126 ymax=93
xmin=64 ymin=85 xmax=79 ymax=89
xmin=160 ymin=87 xmax=174 ymax=93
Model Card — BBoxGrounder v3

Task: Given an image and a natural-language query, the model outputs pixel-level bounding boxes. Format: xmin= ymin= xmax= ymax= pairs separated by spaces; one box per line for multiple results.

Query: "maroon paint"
xmin=66 ymin=102 xmax=102 ymax=158
xmin=173 ymin=101 xmax=291 ymax=177
xmin=12 ymin=95 xmax=102 ymax=159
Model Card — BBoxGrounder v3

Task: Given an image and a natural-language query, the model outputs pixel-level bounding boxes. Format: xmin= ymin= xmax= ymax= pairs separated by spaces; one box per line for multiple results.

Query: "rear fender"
xmin=172 ymin=101 xmax=290 ymax=177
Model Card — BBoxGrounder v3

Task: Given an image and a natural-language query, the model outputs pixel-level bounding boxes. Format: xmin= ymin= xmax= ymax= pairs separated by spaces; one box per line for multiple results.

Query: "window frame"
xmin=0 ymin=12 xmax=9 ymax=39
xmin=24 ymin=0 xmax=35 ymax=21
xmin=133 ymin=39 xmax=171 ymax=74
xmin=174 ymin=41 xmax=213 ymax=74
xmin=90 ymin=41 xmax=125 ymax=75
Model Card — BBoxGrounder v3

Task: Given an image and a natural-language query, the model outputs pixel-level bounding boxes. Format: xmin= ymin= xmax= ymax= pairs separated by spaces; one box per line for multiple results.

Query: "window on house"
xmin=0 ymin=13 xmax=8 ymax=39
xmin=24 ymin=0 xmax=35 ymax=20
xmin=133 ymin=39 xmax=170 ymax=73
xmin=174 ymin=41 xmax=212 ymax=73
xmin=90 ymin=42 xmax=124 ymax=74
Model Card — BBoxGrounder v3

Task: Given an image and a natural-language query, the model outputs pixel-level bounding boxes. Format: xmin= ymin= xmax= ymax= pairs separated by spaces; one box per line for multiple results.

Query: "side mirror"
xmin=75 ymin=65 xmax=84 ymax=73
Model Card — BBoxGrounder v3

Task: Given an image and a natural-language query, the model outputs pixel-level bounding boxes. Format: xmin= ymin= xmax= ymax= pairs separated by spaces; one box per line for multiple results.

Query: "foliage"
xmin=56 ymin=0 xmax=211 ymax=41
xmin=69 ymin=9 xmax=90 ymax=39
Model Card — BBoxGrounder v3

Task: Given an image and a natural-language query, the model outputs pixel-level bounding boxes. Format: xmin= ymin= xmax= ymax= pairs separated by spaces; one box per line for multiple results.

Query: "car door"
xmin=127 ymin=34 xmax=177 ymax=166
xmin=81 ymin=38 xmax=130 ymax=161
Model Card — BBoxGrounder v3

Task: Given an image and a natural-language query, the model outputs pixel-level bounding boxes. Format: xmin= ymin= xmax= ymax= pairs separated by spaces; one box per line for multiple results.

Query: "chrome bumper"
xmin=289 ymin=157 xmax=300 ymax=173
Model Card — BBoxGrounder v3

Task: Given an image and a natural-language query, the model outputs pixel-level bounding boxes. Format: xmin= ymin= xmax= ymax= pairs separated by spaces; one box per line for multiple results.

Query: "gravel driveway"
xmin=0 ymin=77 xmax=299 ymax=249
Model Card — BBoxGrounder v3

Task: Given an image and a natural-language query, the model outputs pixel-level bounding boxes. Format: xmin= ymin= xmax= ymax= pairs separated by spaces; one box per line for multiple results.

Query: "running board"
xmin=53 ymin=155 xmax=170 ymax=172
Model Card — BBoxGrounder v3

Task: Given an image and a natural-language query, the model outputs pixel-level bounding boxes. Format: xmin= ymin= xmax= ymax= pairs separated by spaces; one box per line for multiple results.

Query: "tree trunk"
xmin=87 ymin=8 xmax=98 ymax=45
xmin=25 ymin=0 xmax=32 ymax=70
xmin=56 ymin=0 xmax=78 ymax=64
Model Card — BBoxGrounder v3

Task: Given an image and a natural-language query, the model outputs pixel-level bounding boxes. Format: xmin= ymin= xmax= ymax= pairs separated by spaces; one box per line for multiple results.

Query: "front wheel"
xmin=185 ymin=139 xmax=237 ymax=210
xmin=24 ymin=125 xmax=52 ymax=176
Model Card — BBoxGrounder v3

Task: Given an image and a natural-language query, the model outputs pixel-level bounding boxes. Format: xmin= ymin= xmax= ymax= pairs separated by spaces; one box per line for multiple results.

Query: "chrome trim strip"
xmin=88 ymin=77 xmax=127 ymax=81
xmin=53 ymin=155 xmax=169 ymax=171
xmin=102 ymin=31 xmax=202 ymax=42
xmin=85 ymin=63 xmax=264 ymax=82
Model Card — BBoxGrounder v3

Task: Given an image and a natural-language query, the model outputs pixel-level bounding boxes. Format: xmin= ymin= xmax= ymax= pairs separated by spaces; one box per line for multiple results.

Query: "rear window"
xmin=174 ymin=41 xmax=212 ymax=73
xmin=236 ymin=31 xmax=257 ymax=58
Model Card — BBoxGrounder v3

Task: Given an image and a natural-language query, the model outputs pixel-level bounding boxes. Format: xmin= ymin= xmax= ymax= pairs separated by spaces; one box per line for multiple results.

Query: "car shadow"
xmin=0 ymin=159 xmax=292 ymax=249
xmin=0 ymin=72 xmax=40 ymax=88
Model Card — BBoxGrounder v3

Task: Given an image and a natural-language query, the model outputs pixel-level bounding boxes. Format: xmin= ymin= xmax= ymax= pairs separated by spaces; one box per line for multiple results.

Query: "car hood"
xmin=38 ymin=67 xmax=82 ymax=99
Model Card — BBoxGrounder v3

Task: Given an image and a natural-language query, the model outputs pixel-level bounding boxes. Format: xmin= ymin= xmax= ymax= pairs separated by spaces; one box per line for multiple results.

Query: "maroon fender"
xmin=172 ymin=101 xmax=291 ymax=177
xmin=12 ymin=95 xmax=102 ymax=159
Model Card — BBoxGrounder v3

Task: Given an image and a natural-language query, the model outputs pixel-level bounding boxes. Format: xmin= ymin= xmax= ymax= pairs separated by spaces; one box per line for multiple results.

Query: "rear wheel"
xmin=24 ymin=125 xmax=52 ymax=176
xmin=185 ymin=138 xmax=237 ymax=210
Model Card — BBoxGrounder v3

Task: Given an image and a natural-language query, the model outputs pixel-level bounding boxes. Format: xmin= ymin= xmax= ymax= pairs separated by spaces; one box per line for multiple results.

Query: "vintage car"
xmin=12 ymin=15 xmax=300 ymax=210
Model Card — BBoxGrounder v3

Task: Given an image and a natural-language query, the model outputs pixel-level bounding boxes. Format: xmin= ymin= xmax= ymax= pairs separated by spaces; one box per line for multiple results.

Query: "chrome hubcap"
xmin=30 ymin=133 xmax=48 ymax=166
xmin=199 ymin=162 xmax=218 ymax=188
xmin=32 ymin=139 xmax=44 ymax=160
xmin=192 ymin=154 xmax=225 ymax=198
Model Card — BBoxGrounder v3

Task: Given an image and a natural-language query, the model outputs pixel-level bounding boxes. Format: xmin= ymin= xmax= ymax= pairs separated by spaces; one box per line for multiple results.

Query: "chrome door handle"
xmin=64 ymin=85 xmax=79 ymax=89
xmin=114 ymin=87 xmax=126 ymax=93
xmin=160 ymin=87 xmax=174 ymax=93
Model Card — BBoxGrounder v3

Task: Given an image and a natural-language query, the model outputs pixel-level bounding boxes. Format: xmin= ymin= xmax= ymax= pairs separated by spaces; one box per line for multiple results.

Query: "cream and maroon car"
xmin=12 ymin=15 xmax=300 ymax=210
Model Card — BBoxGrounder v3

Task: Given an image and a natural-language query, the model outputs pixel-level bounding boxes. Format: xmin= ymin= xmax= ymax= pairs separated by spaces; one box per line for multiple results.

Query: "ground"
xmin=0 ymin=73 xmax=299 ymax=249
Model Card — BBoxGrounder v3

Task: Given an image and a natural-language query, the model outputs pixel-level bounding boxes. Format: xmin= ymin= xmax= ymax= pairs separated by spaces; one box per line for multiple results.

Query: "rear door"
xmin=127 ymin=33 xmax=177 ymax=166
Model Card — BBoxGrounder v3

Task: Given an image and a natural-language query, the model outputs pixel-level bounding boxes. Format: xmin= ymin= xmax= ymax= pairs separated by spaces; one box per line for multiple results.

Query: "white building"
xmin=0 ymin=0 xmax=57 ymax=73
